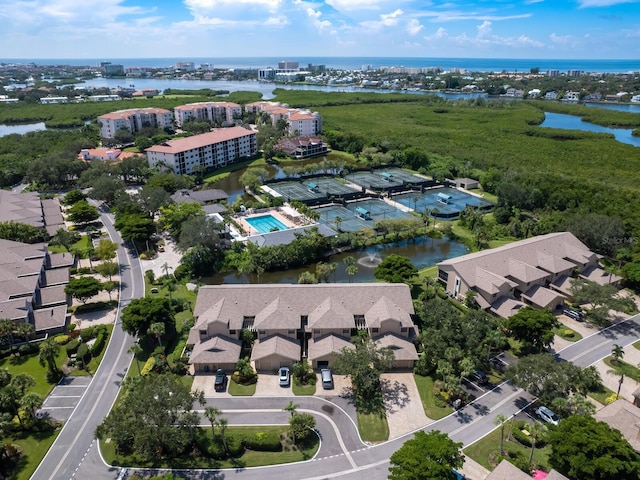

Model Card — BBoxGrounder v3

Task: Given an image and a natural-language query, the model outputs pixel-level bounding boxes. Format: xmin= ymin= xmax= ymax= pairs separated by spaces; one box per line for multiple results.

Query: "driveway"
xmin=254 ymin=372 xmax=293 ymax=396
xmin=381 ymin=372 xmax=431 ymax=439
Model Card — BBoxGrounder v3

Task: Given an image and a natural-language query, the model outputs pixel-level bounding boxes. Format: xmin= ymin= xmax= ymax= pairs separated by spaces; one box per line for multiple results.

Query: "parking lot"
xmin=41 ymin=376 xmax=92 ymax=421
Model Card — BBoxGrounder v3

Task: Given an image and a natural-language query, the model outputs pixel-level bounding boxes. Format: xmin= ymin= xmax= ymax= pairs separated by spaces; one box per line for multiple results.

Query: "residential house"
xmin=595 ymin=399 xmax=640 ymax=453
xmin=78 ymin=148 xmax=141 ymax=162
xmin=486 ymin=460 xmax=569 ymax=480
xmin=187 ymin=284 xmax=418 ymax=374
xmin=274 ymin=135 xmax=329 ymax=159
xmin=98 ymin=107 xmax=173 ymax=139
xmin=437 ymin=232 xmax=620 ymax=318
xmin=174 ymin=101 xmax=242 ymax=128
xmin=145 ymin=126 xmax=257 ymax=175
xmin=544 ymin=91 xmax=558 ymax=100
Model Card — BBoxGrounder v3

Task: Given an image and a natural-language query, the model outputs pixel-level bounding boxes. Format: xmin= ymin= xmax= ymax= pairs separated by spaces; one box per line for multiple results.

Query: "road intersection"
xmin=30 ymin=201 xmax=640 ymax=479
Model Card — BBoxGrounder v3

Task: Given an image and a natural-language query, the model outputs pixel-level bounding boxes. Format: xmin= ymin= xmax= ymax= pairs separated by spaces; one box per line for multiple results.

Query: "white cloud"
xmin=326 ymin=0 xmax=390 ymax=11
xmin=577 ymin=0 xmax=636 ymax=7
xmin=305 ymin=7 xmax=332 ymax=30
xmin=380 ymin=9 xmax=403 ymax=26
xmin=550 ymin=33 xmax=572 ymax=44
xmin=407 ymin=18 xmax=424 ymax=36
xmin=185 ymin=0 xmax=282 ymax=9
xmin=424 ymin=27 xmax=448 ymax=42
xmin=476 ymin=20 xmax=492 ymax=38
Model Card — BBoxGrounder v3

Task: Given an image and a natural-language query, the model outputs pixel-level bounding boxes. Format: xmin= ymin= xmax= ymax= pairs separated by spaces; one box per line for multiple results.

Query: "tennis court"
xmin=315 ymin=198 xmax=414 ymax=233
xmin=347 ymin=168 xmax=433 ymax=191
xmin=267 ymin=177 xmax=360 ymax=204
xmin=392 ymin=187 xmax=494 ymax=218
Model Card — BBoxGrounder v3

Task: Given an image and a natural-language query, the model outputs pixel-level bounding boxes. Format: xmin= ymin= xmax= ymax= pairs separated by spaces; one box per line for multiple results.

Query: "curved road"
xmin=31 ymin=200 xmax=640 ymax=480
xmin=32 ymin=203 xmax=144 ymax=480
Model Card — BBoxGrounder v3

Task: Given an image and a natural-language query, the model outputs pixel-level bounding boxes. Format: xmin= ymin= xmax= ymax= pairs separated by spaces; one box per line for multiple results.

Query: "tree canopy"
xmin=547 ymin=414 xmax=640 ymax=480
xmin=121 ymin=297 xmax=173 ymax=338
xmin=64 ymin=276 xmax=103 ymax=304
xmin=0 ymin=221 xmax=49 ymax=244
xmin=505 ymin=353 xmax=602 ymax=405
xmin=66 ymin=200 xmax=100 ymax=225
xmin=95 ymin=374 xmax=204 ymax=460
xmin=388 ymin=430 xmax=464 ymax=480
xmin=503 ymin=307 xmax=558 ymax=354
xmin=374 ymin=254 xmax=418 ymax=284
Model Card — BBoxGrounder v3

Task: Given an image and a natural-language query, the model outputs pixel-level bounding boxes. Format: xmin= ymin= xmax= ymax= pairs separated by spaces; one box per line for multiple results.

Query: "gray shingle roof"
xmin=374 ymin=332 xmax=419 ymax=361
xmin=33 ymin=305 xmax=67 ymax=332
xmin=188 ymin=334 xmax=242 ymax=365
xmin=308 ymin=333 xmax=354 ymax=361
xmin=251 ymin=334 xmax=301 ymax=361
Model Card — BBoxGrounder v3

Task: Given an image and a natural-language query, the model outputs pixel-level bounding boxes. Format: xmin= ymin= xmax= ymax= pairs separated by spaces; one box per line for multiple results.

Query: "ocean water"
xmin=2 ymin=57 xmax=639 ymax=74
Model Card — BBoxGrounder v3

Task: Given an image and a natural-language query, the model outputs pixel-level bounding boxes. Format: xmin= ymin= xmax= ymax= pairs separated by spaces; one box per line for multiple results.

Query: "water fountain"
xmin=357 ymin=251 xmax=383 ymax=268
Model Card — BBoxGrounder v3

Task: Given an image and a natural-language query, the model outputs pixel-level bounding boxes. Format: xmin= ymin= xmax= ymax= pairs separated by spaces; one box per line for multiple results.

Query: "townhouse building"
xmin=436 ymin=232 xmax=621 ymax=318
xmin=145 ymin=126 xmax=257 ymax=175
xmin=174 ymin=101 xmax=242 ymax=128
xmin=98 ymin=107 xmax=173 ymax=139
xmin=186 ymin=284 xmax=418 ymax=374
xmin=275 ymin=135 xmax=329 ymax=159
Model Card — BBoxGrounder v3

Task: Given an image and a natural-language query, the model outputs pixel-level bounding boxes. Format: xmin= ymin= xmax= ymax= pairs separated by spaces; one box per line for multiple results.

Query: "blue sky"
xmin=0 ymin=0 xmax=639 ymax=59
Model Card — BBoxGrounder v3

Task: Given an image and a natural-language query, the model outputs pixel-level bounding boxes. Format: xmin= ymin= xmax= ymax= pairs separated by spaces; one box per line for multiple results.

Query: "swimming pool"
xmin=245 ymin=214 xmax=288 ymax=234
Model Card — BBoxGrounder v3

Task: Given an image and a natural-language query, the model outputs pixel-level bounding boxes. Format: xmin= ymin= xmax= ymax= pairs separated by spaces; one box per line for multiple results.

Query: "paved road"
xmin=31 ymin=202 xmax=640 ymax=480
xmin=31 ymin=203 xmax=144 ymax=480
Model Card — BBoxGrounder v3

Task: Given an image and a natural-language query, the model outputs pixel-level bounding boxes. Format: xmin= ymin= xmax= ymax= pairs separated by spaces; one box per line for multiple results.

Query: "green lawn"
xmin=356 ymin=411 xmax=389 ymax=443
xmin=203 ymin=157 xmax=267 ymax=184
xmin=413 ymin=374 xmax=453 ymax=420
xmin=292 ymin=381 xmax=317 ymax=396
xmin=101 ymin=425 xmax=319 ymax=469
xmin=589 ymin=384 xmax=617 ymax=405
xmin=553 ymin=326 xmax=583 ymax=342
xmin=228 ymin=379 xmax=257 ymax=396
xmin=8 ymin=427 xmax=61 ymax=480
xmin=0 ymin=348 xmax=66 ymax=397
xmin=603 ymin=357 xmax=640 ymax=382
xmin=463 ymin=421 xmax=551 ymax=472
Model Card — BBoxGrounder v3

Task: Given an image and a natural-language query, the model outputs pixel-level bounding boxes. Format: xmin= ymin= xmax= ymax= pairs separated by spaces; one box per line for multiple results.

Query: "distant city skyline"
xmin=0 ymin=0 xmax=639 ymax=60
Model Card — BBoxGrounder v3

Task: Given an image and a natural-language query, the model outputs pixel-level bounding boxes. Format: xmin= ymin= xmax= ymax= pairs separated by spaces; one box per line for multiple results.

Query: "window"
xmin=258 ymin=329 xmax=266 ymax=335
xmin=342 ymin=329 xmax=350 ymax=335
xmin=438 ymin=270 xmax=449 ymax=282
xmin=199 ymin=330 xmax=206 ymax=335
xmin=401 ymin=327 xmax=407 ymax=333
xmin=372 ymin=328 xmax=379 ymax=333
xmin=288 ymin=329 xmax=296 ymax=335
xmin=229 ymin=329 xmax=236 ymax=335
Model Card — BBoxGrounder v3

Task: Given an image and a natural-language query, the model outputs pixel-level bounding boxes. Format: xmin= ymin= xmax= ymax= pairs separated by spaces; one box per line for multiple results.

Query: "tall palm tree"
xmin=217 ymin=417 xmax=229 ymax=453
xmin=38 ymin=337 xmax=60 ymax=377
xmin=127 ymin=343 xmax=143 ymax=375
xmin=346 ymin=264 xmax=358 ymax=283
xmin=0 ymin=319 xmax=15 ymax=351
xmin=611 ymin=344 xmax=625 ymax=365
xmin=16 ymin=322 xmax=35 ymax=343
xmin=494 ymin=414 xmax=508 ymax=456
xmin=20 ymin=392 xmax=43 ymax=419
xmin=204 ymin=406 xmax=222 ymax=439
xmin=528 ymin=421 xmax=545 ymax=464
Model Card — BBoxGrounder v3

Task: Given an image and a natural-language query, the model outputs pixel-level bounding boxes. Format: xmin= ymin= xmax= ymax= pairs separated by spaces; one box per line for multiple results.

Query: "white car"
xmin=535 ymin=406 xmax=559 ymax=426
xmin=278 ymin=367 xmax=290 ymax=387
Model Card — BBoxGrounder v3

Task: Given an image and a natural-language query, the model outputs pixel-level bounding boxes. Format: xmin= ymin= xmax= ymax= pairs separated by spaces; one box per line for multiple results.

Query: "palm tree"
xmin=607 ymin=367 xmax=625 ymax=400
xmin=284 ymin=400 xmax=299 ymax=417
xmin=528 ymin=421 xmax=545 ymax=464
xmin=127 ymin=343 xmax=143 ymax=375
xmin=38 ymin=337 xmax=60 ymax=377
xmin=204 ymin=406 xmax=222 ymax=439
xmin=20 ymin=392 xmax=43 ymax=419
xmin=333 ymin=216 xmax=343 ymax=232
xmin=494 ymin=414 xmax=508 ymax=456
xmin=217 ymin=417 xmax=229 ymax=453
xmin=346 ymin=264 xmax=358 ymax=283
xmin=147 ymin=322 xmax=165 ymax=346
xmin=611 ymin=344 xmax=625 ymax=365
xmin=0 ymin=319 xmax=15 ymax=352
xmin=16 ymin=322 xmax=35 ymax=343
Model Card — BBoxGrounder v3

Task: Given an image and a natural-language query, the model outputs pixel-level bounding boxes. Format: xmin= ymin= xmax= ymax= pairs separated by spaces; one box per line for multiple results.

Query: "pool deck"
xmin=231 ymin=207 xmax=309 ymax=238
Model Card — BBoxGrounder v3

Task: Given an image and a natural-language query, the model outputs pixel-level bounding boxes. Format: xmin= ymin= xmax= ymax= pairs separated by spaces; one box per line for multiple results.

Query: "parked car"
xmin=278 ymin=367 xmax=290 ymax=387
xmin=470 ymin=370 xmax=488 ymax=385
xmin=321 ymin=368 xmax=334 ymax=390
xmin=453 ymin=470 xmax=467 ymax=480
xmin=535 ymin=405 xmax=559 ymax=426
xmin=214 ymin=369 xmax=227 ymax=392
xmin=563 ymin=308 xmax=583 ymax=321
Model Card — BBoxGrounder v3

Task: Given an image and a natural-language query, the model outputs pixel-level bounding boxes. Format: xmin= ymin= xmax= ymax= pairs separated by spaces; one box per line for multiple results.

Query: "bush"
xmin=174 ymin=264 xmax=189 ymax=280
xmin=18 ymin=343 xmax=38 ymax=355
xmin=76 ymin=267 xmax=92 ymax=274
xmin=76 ymin=343 xmax=91 ymax=364
xmin=140 ymin=357 xmax=155 ymax=375
xmin=55 ymin=335 xmax=71 ymax=345
xmin=604 ymin=393 xmax=618 ymax=405
xmin=90 ymin=329 xmax=107 ymax=357
xmin=242 ymin=431 xmax=282 ymax=452
xmin=66 ymin=339 xmax=80 ymax=357
xmin=511 ymin=420 xmax=548 ymax=448
xmin=225 ymin=433 xmax=245 ymax=457
xmin=145 ymin=270 xmax=155 ymax=284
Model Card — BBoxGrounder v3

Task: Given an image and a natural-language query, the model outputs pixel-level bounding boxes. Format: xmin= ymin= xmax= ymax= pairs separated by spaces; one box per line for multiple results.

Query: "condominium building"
xmin=174 ymin=101 xmax=242 ymax=128
xmin=145 ymin=126 xmax=257 ymax=175
xmin=98 ymin=107 xmax=174 ymax=139
xmin=245 ymin=101 xmax=322 ymax=136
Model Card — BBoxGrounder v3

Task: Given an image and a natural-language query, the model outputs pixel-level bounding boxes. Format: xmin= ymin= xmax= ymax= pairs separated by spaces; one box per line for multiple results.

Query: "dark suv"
xmin=214 ymin=369 xmax=227 ymax=392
